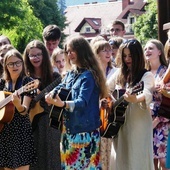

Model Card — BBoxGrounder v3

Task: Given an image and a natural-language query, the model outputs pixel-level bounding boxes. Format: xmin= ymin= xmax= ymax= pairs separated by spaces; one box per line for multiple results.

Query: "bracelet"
xmin=19 ymin=106 xmax=26 ymax=113
xmin=62 ymin=101 xmax=66 ymax=109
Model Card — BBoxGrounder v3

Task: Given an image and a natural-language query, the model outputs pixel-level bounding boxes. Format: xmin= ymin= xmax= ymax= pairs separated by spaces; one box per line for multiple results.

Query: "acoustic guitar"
xmin=29 ymin=77 xmax=61 ymax=122
xmin=0 ymin=79 xmax=39 ymax=132
xmin=157 ymin=84 xmax=170 ymax=119
xmin=100 ymin=81 xmax=144 ymax=138
xmin=49 ymin=88 xmax=71 ymax=129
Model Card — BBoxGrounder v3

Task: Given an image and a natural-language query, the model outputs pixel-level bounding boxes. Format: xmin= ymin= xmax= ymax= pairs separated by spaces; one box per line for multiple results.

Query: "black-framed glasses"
xmin=6 ymin=60 xmax=23 ymax=68
xmin=123 ymin=39 xmax=138 ymax=45
xmin=28 ymin=53 xmax=42 ymax=59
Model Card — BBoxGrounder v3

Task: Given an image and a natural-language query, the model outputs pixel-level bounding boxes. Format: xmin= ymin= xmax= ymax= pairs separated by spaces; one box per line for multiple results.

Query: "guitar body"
xmin=100 ymin=89 xmax=127 ymax=138
xmin=0 ymin=91 xmax=15 ymax=123
xmin=101 ymin=100 xmax=128 ymax=138
xmin=49 ymin=88 xmax=71 ymax=129
xmin=29 ymin=101 xmax=44 ymax=122
xmin=0 ymin=79 xmax=39 ymax=132
xmin=158 ymin=95 xmax=170 ymax=119
xmin=101 ymin=121 xmax=123 ymax=138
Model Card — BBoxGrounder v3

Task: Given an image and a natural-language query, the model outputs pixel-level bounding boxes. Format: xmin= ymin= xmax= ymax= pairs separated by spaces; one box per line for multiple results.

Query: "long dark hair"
xmin=23 ymin=40 xmax=53 ymax=88
xmin=118 ymin=39 xmax=145 ymax=87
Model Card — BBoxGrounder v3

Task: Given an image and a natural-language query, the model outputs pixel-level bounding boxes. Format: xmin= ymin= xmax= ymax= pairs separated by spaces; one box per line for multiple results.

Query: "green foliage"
xmin=0 ymin=0 xmax=43 ymax=53
xmin=28 ymin=0 xmax=66 ymax=48
xmin=28 ymin=0 xmax=66 ymax=30
xmin=133 ymin=0 xmax=158 ymax=45
xmin=0 ymin=0 xmax=66 ymax=52
xmin=0 ymin=0 xmax=25 ymax=29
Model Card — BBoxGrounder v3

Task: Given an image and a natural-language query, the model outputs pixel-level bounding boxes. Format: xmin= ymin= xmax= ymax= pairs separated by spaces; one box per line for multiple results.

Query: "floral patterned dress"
xmin=151 ymin=65 xmax=170 ymax=159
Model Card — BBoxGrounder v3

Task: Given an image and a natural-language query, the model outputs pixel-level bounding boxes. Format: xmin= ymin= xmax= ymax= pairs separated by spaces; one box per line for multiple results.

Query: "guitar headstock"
xmin=131 ymin=81 xmax=144 ymax=95
xmin=22 ymin=79 xmax=39 ymax=93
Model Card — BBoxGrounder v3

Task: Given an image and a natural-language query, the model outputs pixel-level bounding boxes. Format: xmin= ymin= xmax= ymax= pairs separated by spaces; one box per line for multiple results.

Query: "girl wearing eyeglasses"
xmin=92 ymin=39 xmax=117 ymax=170
xmin=0 ymin=49 xmax=37 ymax=170
xmin=23 ymin=40 xmax=61 ymax=170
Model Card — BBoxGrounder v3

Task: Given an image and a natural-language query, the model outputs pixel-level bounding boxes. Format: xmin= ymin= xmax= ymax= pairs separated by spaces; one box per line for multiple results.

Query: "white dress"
xmin=107 ymin=69 xmax=154 ymax=170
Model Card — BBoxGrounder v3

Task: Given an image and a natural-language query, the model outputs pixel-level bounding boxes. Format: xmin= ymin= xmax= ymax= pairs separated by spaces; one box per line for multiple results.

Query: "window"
xmin=129 ymin=17 xmax=135 ymax=32
xmin=86 ymin=27 xmax=91 ymax=33
xmin=92 ymin=20 xmax=99 ymax=25
xmin=130 ymin=17 xmax=135 ymax=24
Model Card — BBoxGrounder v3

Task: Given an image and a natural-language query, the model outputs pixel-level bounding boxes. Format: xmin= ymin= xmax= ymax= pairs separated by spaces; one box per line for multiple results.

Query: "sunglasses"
xmin=123 ymin=39 xmax=138 ymax=45
xmin=108 ymin=40 xmax=119 ymax=48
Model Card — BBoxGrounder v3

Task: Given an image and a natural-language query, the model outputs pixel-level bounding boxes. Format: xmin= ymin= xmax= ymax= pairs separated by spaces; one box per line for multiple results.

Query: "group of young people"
xmin=0 ymin=20 xmax=170 ymax=170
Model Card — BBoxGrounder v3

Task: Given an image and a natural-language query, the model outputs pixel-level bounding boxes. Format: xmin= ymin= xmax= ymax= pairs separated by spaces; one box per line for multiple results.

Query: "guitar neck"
xmin=0 ymin=87 xmax=23 ymax=109
xmin=112 ymin=81 xmax=144 ymax=109
xmin=33 ymin=77 xmax=61 ymax=102
xmin=112 ymin=96 xmax=125 ymax=109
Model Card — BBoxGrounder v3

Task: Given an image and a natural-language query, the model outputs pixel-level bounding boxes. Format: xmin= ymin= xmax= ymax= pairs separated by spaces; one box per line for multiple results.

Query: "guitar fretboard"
xmin=33 ymin=77 xmax=62 ymax=102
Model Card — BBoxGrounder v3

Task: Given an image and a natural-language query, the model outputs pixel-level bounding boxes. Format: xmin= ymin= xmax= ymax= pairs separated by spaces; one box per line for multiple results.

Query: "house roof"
xmin=117 ymin=1 xmax=147 ymax=22
xmin=75 ymin=18 xmax=101 ymax=32
xmin=64 ymin=1 xmax=122 ymax=36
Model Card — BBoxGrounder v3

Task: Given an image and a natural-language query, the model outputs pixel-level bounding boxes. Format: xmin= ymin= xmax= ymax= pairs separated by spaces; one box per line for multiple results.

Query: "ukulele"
xmin=100 ymin=81 xmax=144 ymax=138
xmin=29 ymin=77 xmax=62 ymax=123
xmin=0 ymin=79 xmax=39 ymax=132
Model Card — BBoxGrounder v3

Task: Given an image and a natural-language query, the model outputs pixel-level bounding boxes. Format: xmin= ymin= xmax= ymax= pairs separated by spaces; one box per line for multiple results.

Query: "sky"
xmin=66 ymin=0 xmax=108 ymax=6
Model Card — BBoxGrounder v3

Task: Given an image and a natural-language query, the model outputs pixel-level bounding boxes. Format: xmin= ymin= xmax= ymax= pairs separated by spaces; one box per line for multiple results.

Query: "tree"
xmin=133 ymin=0 xmax=158 ymax=45
xmin=28 ymin=0 xmax=66 ymax=48
xmin=0 ymin=0 xmax=26 ymax=29
xmin=28 ymin=0 xmax=66 ymax=30
xmin=58 ymin=0 xmax=67 ymax=15
xmin=0 ymin=0 xmax=43 ymax=53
